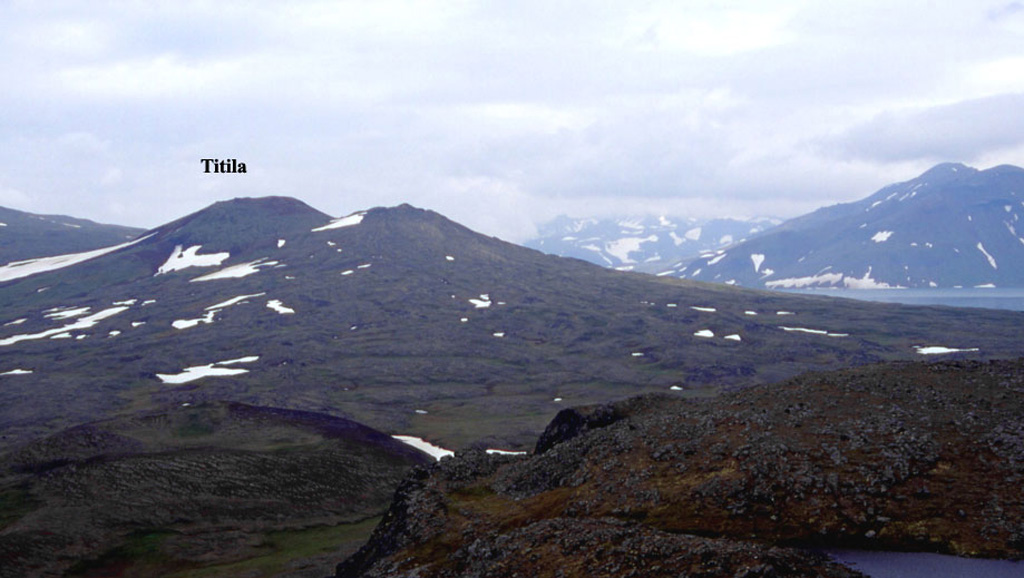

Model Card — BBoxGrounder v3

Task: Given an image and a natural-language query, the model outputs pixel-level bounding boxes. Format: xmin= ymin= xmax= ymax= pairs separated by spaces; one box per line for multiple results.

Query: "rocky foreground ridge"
xmin=337 ymin=359 xmax=1024 ymax=577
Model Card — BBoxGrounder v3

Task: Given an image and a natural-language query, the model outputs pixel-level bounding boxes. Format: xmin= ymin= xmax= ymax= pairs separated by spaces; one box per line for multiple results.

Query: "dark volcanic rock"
xmin=534 ymin=403 xmax=623 ymax=454
xmin=337 ymin=359 xmax=1024 ymax=577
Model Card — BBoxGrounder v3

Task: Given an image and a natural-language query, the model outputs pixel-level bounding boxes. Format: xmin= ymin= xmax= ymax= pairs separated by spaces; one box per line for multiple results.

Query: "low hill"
xmin=0 ymin=401 xmax=431 ymax=577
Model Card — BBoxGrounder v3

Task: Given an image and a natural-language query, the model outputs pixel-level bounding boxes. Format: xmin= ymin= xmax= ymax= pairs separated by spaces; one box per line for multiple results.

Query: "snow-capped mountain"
xmin=524 ymin=215 xmax=779 ymax=270
xmin=0 ymin=205 xmax=145 ymax=264
xmin=665 ymin=163 xmax=1024 ymax=289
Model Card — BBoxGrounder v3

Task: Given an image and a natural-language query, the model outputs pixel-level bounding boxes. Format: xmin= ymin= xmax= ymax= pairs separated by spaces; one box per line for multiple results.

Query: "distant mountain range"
xmin=524 ymin=214 xmax=779 ymax=270
xmin=664 ymin=163 xmax=1024 ymax=289
xmin=0 ymin=205 xmax=145 ymax=264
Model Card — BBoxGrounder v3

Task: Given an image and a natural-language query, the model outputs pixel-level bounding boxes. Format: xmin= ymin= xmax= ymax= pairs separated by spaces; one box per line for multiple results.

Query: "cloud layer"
xmin=2 ymin=1 xmax=1022 ymax=241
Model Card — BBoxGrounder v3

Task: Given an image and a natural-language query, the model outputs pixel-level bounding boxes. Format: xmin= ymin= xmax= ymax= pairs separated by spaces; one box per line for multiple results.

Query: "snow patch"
xmin=977 ymin=242 xmax=998 ymax=270
xmin=44 ymin=306 xmax=92 ymax=320
xmin=606 ymin=236 xmax=657 ymax=263
xmin=724 ymin=334 xmax=742 ymax=341
xmin=156 ymin=245 xmax=230 ymax=275
xmin=469 ymin=294 xmax=492 ymax=308
xmin=155 ymin=356 xmax=259 ymax=384
xmin=780 ymin=326 xmax=848 ymax=337
xmin=206 ymin=293 xmax=266 ymax=311
xmin=312 ymin=212 xmax=365 ymax=232
xmin=446 ymin=255 xmax=455 ymax=261
xmin=392 ymin=435 xmax=454 ymax=461
xmin=705 ymin=252 xmax=727 ymax=266
xmin=871 ymin=231 xmax=893 ymax=243
xmin=267 ymin=300 xmax=295 ymax=314
xmin=486 ymin=449 xmax=528 ymax=456
xmin=172 ymin=311 xmax=216 ymax=330
xmin=915 ymin=346 xmax=980 ymax=355
xmin=0 ymin=234 xmax=152 ymax=283
xmin=217 ymin=355 xmax=260 ymax=365
xmin=690 ymin=306 xmax=716 ymax=312
xmin=1 ymin=369 xmax=33 ymax=376
xmin=766 ymin=273 xmax=844 ymax=289
xmin=277 ymin=239 xmax=286 ymax=248
xmin=685 ymin=227 xmax=702 ymax=241
xmin=492 ymin=332 xmax=505 ymax=337
xmin=843 ymin=267 xmax=897 ymax=289
xmin=191 ymin=258 xmax=279 ymax=281
xmin=750 ymin=253 xmax=765 ymax=273
xmin=694 ymin=329 xmax=715 ymax=338
xmin=0 ymin=306 xmax=129 ymax=346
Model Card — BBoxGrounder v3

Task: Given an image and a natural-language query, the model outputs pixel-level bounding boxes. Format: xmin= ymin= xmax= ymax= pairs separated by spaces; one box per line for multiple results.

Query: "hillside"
xmin=664 ymin=163 xmax=1024 ymax=289
xmin=2 ymin=198 xmax=1023 ymax=455
xmin=0 ymin=402 xmax=431 ymax=577
xmin=337 ymin=359 xmax=1024 ymax=577
xmin=524 ymin=214 xmax=779 ymax=270
xmin=0 ymin=206 xmax=145 ymax=265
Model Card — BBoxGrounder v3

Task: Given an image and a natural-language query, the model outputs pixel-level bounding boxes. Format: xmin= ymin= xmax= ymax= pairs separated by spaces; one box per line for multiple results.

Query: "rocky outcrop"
xmin=337 ymin=359 xmax=1024 ymax=577
xmin=534 ymin=404 xmax=622 ymax=454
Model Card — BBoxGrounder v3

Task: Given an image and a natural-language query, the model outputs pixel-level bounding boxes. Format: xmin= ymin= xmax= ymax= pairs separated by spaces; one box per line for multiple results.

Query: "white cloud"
xmin=1 ymin=1 xmax=1022 ymax=236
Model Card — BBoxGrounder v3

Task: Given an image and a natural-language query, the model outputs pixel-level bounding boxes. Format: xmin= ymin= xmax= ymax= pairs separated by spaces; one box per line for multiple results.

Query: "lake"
xmin=778 ymin=287 xmax=1024 ymax=312
xmin=822 ymin=549 xmax=1024 ymax=577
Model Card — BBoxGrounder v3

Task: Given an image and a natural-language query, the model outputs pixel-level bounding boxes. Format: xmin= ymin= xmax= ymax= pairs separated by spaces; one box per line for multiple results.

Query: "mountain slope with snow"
xmin=665 ymin=163 xmax=1024 ymax=288
xmin=524 ymin=214 xmax=779 ymax=270
xmin=2 ymin=197 xmax=1022 ymax=454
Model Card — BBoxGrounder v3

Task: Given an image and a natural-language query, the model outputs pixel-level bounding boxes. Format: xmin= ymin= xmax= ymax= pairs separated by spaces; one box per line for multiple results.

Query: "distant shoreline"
xmin=778 ymin=287 xmax=1024 ymax=311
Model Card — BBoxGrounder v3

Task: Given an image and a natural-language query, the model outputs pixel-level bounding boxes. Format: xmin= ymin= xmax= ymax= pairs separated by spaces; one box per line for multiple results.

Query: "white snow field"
xmin=392 ymin=435 xmax=455 ymax=460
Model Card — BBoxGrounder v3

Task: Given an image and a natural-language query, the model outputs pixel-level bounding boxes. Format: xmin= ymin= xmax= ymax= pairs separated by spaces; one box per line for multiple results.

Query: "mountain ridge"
xmin=666 ymin=163 xmax=1024 ymax=289
xmin=0 ymin=206 xmax=145 ymax=266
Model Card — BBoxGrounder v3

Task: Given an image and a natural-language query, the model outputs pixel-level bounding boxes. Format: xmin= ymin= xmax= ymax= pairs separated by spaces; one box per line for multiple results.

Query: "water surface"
xmin=823 ymin=549 xmax=1024 ymax=578
xmin=779 ymin=287 xmax=1024 ymax=312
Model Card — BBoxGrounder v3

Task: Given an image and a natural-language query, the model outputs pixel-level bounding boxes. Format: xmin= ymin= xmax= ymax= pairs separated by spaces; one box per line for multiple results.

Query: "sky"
xmin=1 ymin=1 xmax=1023 ymax=242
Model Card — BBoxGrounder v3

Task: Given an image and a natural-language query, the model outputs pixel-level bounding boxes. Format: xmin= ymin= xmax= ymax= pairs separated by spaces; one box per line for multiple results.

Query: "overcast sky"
xmin=2 ymin=1 xmax=1023 ymax=242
